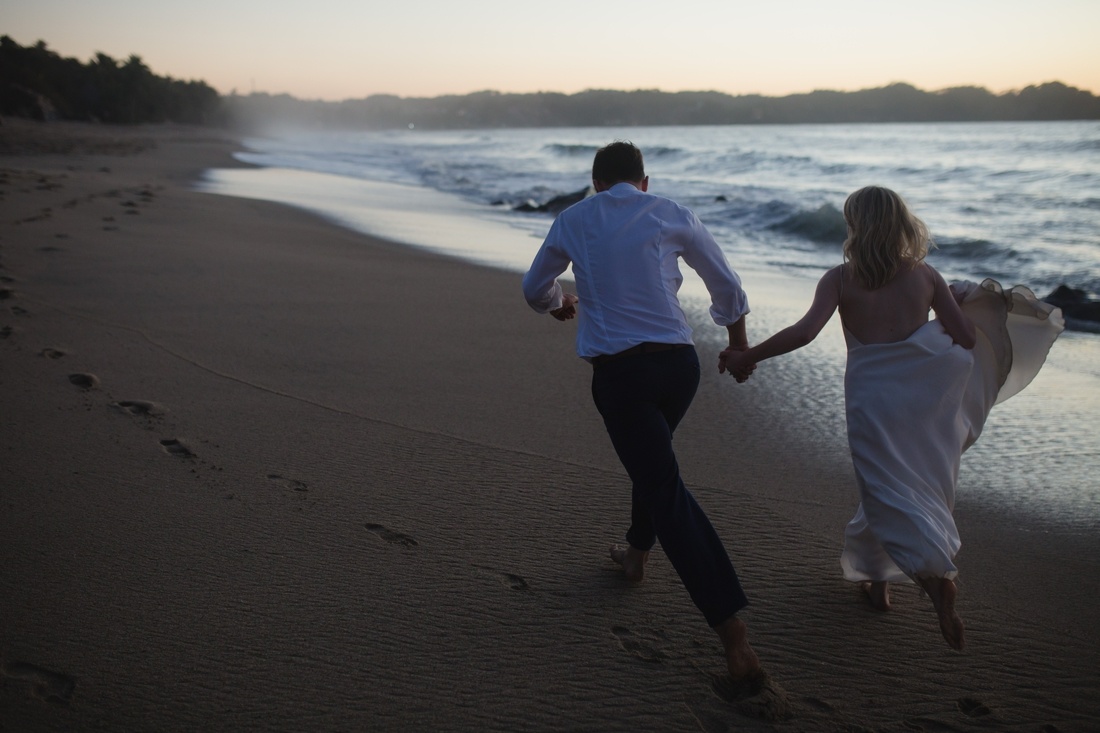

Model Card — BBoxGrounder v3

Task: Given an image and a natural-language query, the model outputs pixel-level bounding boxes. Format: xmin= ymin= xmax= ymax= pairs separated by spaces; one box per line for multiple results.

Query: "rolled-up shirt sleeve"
xmin=680 ymin=212 xmax=749 ymax=326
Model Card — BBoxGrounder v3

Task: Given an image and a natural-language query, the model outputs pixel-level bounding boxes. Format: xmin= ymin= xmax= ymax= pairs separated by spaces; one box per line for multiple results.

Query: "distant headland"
xmin=2 ymin=35 xmax=1099 ymax=131
xmin=226 ymin=83 xmax=1100 ymax=132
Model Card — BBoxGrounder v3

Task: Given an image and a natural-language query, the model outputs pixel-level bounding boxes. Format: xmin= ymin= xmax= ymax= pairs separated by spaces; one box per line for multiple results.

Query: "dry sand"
xmin=1 ymin=119 xmax=1097 ymax=731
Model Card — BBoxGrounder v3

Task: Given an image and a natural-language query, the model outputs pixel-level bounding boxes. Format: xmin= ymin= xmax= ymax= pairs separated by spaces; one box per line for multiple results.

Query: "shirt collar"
xmin=608 ymin=181 xmax=643 ymax=195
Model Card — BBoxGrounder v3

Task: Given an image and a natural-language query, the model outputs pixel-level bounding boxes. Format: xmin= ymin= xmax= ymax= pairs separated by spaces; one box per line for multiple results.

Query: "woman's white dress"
xmin=839 ymin=280 xmax=1064 ymax=583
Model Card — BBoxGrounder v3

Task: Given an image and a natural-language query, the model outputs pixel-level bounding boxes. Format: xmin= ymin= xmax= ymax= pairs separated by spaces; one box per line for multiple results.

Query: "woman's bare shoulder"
xmin=822 ymin=264 xmax=845 ymax=285
xmin=912 ymin=260 xmax=940 ymax=282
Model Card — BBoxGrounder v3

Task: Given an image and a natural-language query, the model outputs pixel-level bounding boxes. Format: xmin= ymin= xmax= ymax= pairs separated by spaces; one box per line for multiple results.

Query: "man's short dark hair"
xmin=592 ymin=141 xmax=645 ymax=185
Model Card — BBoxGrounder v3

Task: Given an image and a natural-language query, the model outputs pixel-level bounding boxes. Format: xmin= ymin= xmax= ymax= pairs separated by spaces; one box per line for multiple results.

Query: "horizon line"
xmin=228 ymin=80 xmax=1097 ymax=104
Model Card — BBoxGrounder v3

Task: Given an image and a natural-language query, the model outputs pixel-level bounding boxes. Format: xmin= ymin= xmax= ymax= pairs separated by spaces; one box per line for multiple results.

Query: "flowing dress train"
xmin=839 ymin=280 xmax=1064 ymax=583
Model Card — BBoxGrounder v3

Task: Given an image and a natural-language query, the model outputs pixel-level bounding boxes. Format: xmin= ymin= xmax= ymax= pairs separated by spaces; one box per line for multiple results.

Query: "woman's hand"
xmin=718 ymin=346 xmax=756 ymax=383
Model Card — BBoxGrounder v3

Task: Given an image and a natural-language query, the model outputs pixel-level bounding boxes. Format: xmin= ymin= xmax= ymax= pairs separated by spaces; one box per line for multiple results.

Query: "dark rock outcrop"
xmin=511 ymin=186 xmax=593 ymax=215
xmin=1043 ymin=285 xmax=1100 ymax=332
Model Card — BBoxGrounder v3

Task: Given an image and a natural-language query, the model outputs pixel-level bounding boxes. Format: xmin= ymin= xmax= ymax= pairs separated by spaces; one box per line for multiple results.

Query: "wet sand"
xmin=1 ymin=119 xmax=1097 ymax=731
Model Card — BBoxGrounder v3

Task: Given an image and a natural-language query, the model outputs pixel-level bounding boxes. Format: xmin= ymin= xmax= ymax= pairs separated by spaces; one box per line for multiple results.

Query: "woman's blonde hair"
xmin=842 ymin=186 xmax=931 ymax=289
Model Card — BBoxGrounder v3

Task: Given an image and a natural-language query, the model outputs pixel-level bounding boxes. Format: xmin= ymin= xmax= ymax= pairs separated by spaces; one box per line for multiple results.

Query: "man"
xmin=521 ymin=141 xmax=762 ymax=685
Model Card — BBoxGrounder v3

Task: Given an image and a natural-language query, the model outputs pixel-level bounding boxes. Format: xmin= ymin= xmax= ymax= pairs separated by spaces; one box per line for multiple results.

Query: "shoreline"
xmin=202 ymin=146 xmax=1100 ymax=533
xmin=2 ymin=120 xmax=1097 ymax=731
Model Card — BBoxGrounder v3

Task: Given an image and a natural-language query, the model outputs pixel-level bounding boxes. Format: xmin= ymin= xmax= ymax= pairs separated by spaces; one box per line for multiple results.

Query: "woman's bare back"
xmin=839 ymin=263 xmax=935 ymax=345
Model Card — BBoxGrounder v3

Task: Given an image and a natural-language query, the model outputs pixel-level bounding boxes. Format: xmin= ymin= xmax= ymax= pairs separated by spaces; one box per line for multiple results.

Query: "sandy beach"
xmin=1 ymin=119 xmax=1097 ymax=731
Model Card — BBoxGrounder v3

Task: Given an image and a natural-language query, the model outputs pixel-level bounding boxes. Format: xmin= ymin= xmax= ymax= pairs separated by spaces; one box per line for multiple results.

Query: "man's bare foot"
xmin=919 ymin=577 xmax=965 ymax=651
xmin=860 ymin=581 xmax=892 ymax=611
xmin=609 ymin=545 xmax=648 ymax=583
xmin=714 ymin=616 xmax=762 ymax=683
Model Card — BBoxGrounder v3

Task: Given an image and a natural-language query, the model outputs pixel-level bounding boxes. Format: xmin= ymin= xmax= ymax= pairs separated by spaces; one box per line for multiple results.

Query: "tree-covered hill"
xmin=225 ymin=83 xmax=1100 ymax=132
xmin=0 ymin=36 xmax=220 ymax=125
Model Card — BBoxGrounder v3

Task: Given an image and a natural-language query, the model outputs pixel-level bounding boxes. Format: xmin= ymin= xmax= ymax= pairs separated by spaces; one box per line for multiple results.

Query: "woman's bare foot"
xmin=714 ymin=616 xmax=762 ymax=684
xmin=860 ymin=581 xmax=892 ymax=611
xmin=919 ymin=577 xmax=965 ymax=650
xmin=609 ymin=545 xmax=649 ymax=583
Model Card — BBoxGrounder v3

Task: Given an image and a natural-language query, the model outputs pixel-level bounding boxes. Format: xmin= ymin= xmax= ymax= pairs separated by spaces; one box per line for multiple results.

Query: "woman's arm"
xmin=720 ymin=267 xmax=842 ymax=378
xmin=928 ymin=266 xmax=976 ymax=349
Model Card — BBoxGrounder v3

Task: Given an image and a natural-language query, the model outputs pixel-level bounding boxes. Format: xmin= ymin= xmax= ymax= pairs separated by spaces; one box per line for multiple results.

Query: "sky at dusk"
xmin=6 ymin=0 xmax=1100 ymax=101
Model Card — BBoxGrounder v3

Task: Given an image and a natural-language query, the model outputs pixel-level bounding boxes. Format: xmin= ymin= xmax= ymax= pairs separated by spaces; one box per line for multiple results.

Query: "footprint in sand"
xmin=1 ymin=325 xmax=13 ymax=339
xmin=957 ymin=697 xmax=992 ymax=717
xmin=611 ymin=625 xmax=668 ymax=663
xmin=472 ymin=565 xmax=529 ymax=590
xmin=10 ymin=305 xmax=29 ymax=316
xmin=0 ymin=287 xmax=13 ymax=300
xmin=40 ymin=347 xmax=67 ymax=359
xmin=267 ymin=474 xmax=308 ymax=492
xmin=20 ymin=209 xmax=52 ymax=223
xmin=365 ymin=523 xmax=418 ymax=547
xmin=801 ymin=696 xmax=835 ymax=713
xmin=501 ymin=572 xmax=529 ymax=590
xmin=160 ymin=438 xmax=196 ymax=458
xmin=1 ymin=660 xmax=76 ymax=703
xmin=68 ymin=373 xmax=100 ymax=389
xmin=113 ymin=400 xmax=166 ymax=416
xmin=710 ymin=670 xmax=794 ymax=722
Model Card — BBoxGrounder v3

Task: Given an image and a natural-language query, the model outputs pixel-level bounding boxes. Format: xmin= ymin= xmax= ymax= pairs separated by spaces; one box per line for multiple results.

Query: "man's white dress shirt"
xmin=522 ymin=182 xmax=749 ymax=359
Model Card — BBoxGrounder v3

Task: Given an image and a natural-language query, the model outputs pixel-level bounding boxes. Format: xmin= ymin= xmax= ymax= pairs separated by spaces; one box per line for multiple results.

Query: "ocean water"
xmin=216 ymin=121 xmax=1100 ymax=298
xmin=198 ymin=122 xmax=1100 ymax=530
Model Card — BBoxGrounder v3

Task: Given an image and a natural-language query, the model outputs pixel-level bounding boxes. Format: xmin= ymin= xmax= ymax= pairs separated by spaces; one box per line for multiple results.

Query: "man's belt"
xmin=591 ymin=342 xmax=690 ymax=365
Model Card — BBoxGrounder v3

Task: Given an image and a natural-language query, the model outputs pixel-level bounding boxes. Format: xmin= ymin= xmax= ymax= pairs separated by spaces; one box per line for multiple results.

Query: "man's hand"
xmin=550 ymin=293 xmax=579 ymax=321
xmin=718 ymin=345 xmax=756 ymax=383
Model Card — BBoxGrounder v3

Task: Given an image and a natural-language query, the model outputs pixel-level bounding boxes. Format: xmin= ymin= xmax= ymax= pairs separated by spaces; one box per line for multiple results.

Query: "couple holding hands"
xmin=521 ymin=141 xmax=1063 ymax=689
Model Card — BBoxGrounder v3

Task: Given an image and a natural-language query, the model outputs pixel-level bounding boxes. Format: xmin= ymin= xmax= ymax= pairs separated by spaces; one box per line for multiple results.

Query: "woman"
xmin=721 ymin=186 xmax=1063 ymax=650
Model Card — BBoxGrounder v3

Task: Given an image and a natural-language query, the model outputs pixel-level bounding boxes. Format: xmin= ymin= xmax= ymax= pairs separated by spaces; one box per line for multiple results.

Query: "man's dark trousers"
xmin=591 ymin=345 xmax=749 ymax=627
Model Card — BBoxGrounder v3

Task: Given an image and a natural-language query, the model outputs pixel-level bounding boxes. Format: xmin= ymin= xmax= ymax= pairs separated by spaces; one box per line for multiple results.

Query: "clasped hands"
xmin=718 ymin=344 xmax=756 ymax=383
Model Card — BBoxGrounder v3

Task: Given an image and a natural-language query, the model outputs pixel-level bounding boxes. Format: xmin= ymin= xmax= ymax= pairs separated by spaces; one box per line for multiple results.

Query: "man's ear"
xmin=592 ymin=178 xmax=608 ymax=193
xmin=639 ymin=176 xmax=649 ymax=192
